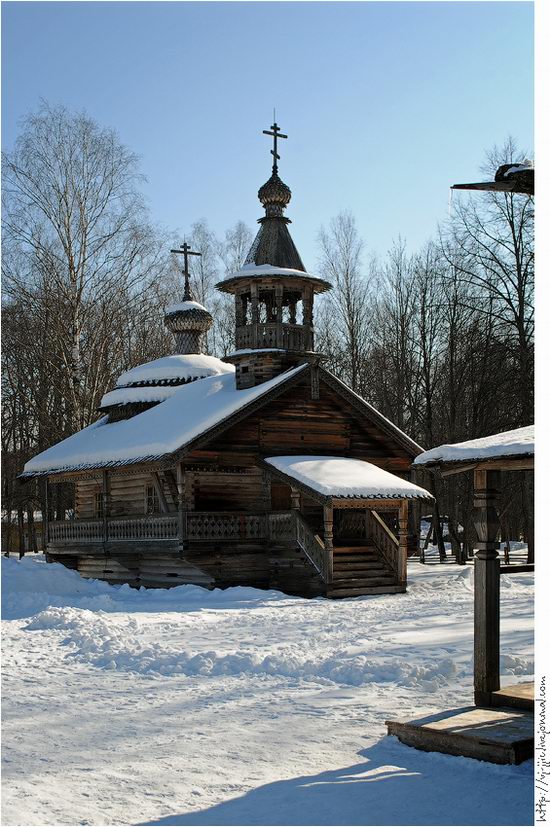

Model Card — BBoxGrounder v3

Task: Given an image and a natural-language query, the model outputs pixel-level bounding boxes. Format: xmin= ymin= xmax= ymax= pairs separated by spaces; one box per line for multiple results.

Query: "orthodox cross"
xmin=170 ymin=242 xmax=201 ymax=300
xmin=263 ymin=121 xmax=287 ymax=174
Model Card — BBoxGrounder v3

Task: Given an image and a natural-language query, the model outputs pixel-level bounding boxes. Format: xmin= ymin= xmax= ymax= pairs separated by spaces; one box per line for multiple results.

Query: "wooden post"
xmin=302 ymin=286 xmax=314 ymax=349
xmin=432 ymin=499 xmax=447 ymax=561
xmin=176 ymin=463 xmax=187 ymax=549
xmin=235 ymin=293 xmax=245 ymax=327
xmin=250 ymin=282 xmax=259 ymax=347
xmin=397 ymin=501 xmax=408 ymax=587
xmin=275 ymin=284 xmax=284 ymax=347
xmin=323 ymin=504 xmax=334 ymax=583
xmin=42 ymin=478 xmax=50 ymax=549
xmin=290 ymin=486 xmax=300 ymax=511
xmin=102 ymin=470 xmax=110 ymax=545
xmin=473 ymin=469 xmax=501 ymax=706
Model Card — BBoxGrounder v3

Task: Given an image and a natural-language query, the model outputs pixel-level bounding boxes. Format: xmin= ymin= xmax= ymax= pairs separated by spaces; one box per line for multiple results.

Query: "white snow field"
xmin=1 ymin=554 xmax=533 ymax=827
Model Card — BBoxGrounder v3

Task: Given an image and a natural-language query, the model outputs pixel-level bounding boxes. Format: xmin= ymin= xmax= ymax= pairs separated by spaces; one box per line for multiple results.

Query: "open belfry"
xmin=23 ymin=123 xmax=432 ymax=597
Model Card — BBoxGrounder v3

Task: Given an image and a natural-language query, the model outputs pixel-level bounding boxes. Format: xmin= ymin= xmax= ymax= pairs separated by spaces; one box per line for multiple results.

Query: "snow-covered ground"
xmin=1 ymin=554 xmax=534 ymax=826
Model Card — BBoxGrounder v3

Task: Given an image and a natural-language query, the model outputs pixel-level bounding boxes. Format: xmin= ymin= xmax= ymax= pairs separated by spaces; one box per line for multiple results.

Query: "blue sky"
xmin=2 ymin=1 xmax=533 ymax=269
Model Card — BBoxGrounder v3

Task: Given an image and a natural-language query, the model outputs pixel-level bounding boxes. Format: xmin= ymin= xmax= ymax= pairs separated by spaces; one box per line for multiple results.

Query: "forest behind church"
xmin=1 ymin=103 xmax=534 ymax=557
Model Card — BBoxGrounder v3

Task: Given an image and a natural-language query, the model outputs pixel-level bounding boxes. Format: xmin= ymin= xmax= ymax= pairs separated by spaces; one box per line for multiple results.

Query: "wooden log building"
xmin=22 ymin=123 xmax=432 ymax=598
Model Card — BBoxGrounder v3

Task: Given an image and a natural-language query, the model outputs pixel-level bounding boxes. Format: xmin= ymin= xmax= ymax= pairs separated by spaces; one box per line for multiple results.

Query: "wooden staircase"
xmin=327 ymin=540 xmax=404 ymax=598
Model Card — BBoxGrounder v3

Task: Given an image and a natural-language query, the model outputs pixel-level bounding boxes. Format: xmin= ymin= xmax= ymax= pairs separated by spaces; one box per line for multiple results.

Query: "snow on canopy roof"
xmin=23 ymin=365 xmax=308 ymax=476
xmin=413 ymin=425 xmax=534 ymax=467
xmin=164 ymin=300 xmax=210 ymax=315
xmin=222 ymin=263 xmax=330 ymax=285
xmin=265 ymin=456 xmax=433 ymax=500
xmin=116 ymin=354 xmax=233 ymax=388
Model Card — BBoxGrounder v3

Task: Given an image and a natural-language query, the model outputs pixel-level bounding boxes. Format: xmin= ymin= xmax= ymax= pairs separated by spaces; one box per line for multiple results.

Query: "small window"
xmin=145 ymin=484 xmax=160 ymax=515
xmin=94 ymin=492 xmax=104 ymax=518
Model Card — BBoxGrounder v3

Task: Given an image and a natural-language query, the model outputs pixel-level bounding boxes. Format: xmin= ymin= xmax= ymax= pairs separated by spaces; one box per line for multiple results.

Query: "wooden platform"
xmin=386 ymin=705 xmax=534 ymax=765
xmin=490 ymin=682 xmax=534 ymax=711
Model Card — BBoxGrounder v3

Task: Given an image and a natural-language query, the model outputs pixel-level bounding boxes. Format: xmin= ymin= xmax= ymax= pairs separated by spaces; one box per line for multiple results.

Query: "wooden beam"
xmin=323 ymin=504 xmax=334 ymax=583
xmin=152 ymin=472 xmax=169 ymax=514
xmin=440 ymin=457 xmax=534 ymax=477
xmin=473 ymin=469 xmax=501 ymax=705
xmin=398 ymin=501 xmax=408 ymax=587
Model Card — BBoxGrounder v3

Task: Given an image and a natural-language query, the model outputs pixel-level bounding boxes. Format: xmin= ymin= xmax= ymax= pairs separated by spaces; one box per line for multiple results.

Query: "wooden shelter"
xmin=387 ymin=426 xmax=534 ymax=763
xmin=21 ymin=124 xmax=432 ymax=598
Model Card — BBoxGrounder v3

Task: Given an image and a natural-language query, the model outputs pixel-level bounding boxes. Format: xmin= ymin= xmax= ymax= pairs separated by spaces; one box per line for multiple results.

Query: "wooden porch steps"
xmin=328 ymin=541 xmax=400 ymax=598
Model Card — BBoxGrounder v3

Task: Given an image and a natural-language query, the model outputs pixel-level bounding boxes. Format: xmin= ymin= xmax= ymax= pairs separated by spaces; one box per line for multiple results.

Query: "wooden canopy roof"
xmin=413 ymin=426 xmax=534 ymax=477
xmin=261 ymin=455 xmax=433 ymax=507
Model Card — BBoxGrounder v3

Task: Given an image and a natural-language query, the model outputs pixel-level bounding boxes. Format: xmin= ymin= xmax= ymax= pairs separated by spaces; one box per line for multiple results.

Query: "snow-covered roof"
xmin=115 ymin=355 xmax=233 ymax=388
xmin=100 ymin=385 xmax=177 ymax=408
xmin=164 ymin=300 xmax=210 ymax=315
xmin=226 ymin=348 xmax=287 ymax=358
xmin=503 ymin=160 xmax=534 ymax=177
xmin=23 ymin=365 xmax=308 ymax=476
xmin=220 ymin=263 xmax=331 ymax=289
xmin=265 ymin=456 xmax=433 ymax=500
xmin=414 ymin=425 xmax=534 ymax=467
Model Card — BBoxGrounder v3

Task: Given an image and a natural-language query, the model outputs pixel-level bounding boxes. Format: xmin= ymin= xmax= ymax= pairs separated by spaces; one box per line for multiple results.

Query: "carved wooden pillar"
xmin=275 ymin=285 xmax=284 ymax=347
xmin=289 ymin=299 xmax=297 ymax=325
xmin=250 ymin=282 xmax=259 ymax=347
xmin=397 ymin=501 xmax=408 ymax=587
xmin=290 ymin=486 xmax=300 ymax=511
xmin=235 ymin=293 xmax=245 ymax=328
xmin=323 ymin=504 xmax=334 ymax=583
xmin=473 ymin=469 xmax=501 ymax=706
xmin=302 ymin=286 xmax=314 ymax=350
xmin=176 ymin=463 xmax=187 ymax=548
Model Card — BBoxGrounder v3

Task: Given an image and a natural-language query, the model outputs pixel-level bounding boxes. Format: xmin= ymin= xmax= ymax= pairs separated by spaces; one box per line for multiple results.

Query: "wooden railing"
xmin=295 ymin=512 xmax=330 ymax=582
xmin=186 ymin=512 xmax=267 ymax=542
xmin=49 ymin=519 xmax=103 ymax=544
xmin=49 ymin=515 xmax=179 ymax=543
xmin=236 ymin=323 xmax=312 ymax=352
xmin=267 ymin=511 xmax=295 ymax=541
xmin=48 ymin=510 xmax=332 ymax=583
xmin=108 ymin=515 xmax=179 ymax=541
xmin=370 ymin=510 xmax=400 ymax=577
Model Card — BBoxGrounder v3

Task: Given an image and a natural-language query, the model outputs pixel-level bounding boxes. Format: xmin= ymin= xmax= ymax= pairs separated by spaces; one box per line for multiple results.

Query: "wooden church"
xmin=22 ymin=123 xmax=432 ymax=598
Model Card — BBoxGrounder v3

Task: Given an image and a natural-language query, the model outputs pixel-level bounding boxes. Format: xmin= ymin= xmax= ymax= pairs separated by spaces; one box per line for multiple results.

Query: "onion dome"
xmin=164 ymin=271 xmax=213 ymax=355
xmin=258 ymin=172 xmax=292 ymax=217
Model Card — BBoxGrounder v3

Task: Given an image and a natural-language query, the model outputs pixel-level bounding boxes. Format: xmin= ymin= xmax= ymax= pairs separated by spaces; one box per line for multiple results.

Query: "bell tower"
xmin=216 ymin=122 xmax=331 ymax=389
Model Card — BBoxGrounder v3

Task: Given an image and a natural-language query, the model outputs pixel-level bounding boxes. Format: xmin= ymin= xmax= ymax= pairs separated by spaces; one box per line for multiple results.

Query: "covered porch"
xmin=262 ymin=455 xmax=433 ymax=597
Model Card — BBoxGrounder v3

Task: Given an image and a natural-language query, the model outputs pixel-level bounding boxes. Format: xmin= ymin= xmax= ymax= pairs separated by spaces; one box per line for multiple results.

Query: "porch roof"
xmin=263 ymin=456 xmax=433 ymax=505
xmin=413 ymin=426 xmax=534 ymax=475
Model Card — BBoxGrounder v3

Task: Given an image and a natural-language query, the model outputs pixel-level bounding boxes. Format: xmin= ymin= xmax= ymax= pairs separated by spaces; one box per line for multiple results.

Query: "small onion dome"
xmin=164 ymin=299 xmax=214 ymax=334
xmin=97 ymin=354 xmax=234 ymax=421
xmin=258 ymin=172 xmax=292 ymax=216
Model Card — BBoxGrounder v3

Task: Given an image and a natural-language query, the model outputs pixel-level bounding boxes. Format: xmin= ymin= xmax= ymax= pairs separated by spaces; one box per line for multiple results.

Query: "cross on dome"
xmin=170 ymin=242 xmax=202 ymax=300
xmin=262 ymin=120 xmax=287 ymax=174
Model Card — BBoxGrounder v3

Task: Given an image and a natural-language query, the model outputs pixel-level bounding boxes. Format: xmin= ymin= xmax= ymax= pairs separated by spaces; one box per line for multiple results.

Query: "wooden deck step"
xmin=333 ymin=569 xmax=391 ymax=580
xmin=386 ymin=706 xmax=534 ymax=764
xmin=328 ymin=584 xmax=405 ymax=598
xmin=333 ymin=558 xmax=388 ymax=568
xmin=333 ymin=544 xmax=376 ymax=554
xmin=331 ymin=574 xmax=396 ymax=587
